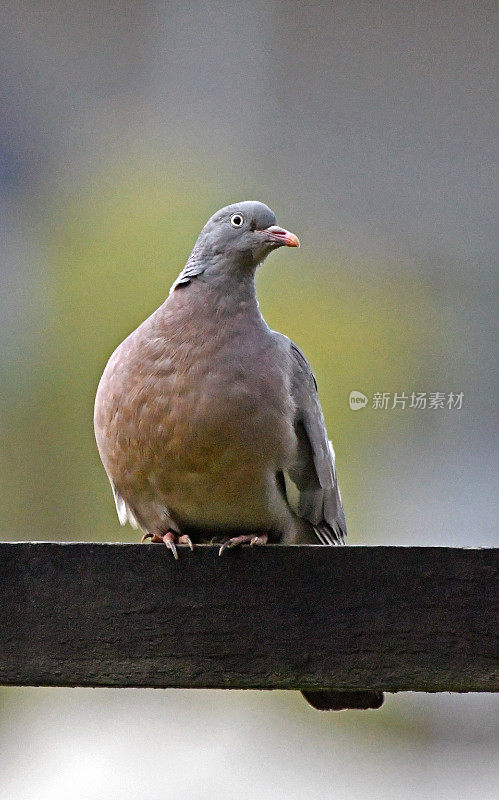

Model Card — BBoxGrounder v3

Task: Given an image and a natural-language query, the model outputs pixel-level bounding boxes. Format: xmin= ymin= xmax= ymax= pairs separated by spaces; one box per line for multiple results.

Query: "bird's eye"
xmin=230 ymin=213 xmax=244 ymax=228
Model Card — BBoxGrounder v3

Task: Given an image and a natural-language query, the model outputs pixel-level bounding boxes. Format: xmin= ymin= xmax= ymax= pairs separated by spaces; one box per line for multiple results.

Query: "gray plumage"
xmin=95 ymin=201 xmax=345 ymax=547
xmin=94 ymin=200 xmax=382 ymax=711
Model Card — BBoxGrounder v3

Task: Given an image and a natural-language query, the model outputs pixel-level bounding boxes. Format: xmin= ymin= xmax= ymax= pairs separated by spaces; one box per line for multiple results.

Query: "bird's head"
xmin=193 ymin=201 xmax=299 ymax=271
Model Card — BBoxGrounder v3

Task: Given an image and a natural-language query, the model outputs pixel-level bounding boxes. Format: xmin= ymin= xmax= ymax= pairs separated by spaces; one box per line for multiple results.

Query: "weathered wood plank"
xmin=0 ymin=543 xmax=497 ymax=692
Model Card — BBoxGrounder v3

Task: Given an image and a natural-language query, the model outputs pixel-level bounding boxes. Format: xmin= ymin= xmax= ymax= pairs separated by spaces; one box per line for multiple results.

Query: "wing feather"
xmin=279 ymin=336 xmax=347 ymax=545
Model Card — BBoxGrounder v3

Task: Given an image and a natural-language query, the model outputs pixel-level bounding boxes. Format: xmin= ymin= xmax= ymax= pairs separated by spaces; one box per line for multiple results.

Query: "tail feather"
xmin=301 ymin=690 xmax=384 ymax=711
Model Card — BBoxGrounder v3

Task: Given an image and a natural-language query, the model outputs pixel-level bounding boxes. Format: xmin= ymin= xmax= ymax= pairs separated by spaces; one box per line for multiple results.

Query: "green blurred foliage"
xmin=0 ymin=162 xmax=447 ymax=542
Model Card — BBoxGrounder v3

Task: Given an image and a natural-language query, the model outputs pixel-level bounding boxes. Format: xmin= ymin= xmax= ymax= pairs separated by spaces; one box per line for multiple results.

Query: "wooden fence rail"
xmin=0 ymin=543 xmax=497 ymax=693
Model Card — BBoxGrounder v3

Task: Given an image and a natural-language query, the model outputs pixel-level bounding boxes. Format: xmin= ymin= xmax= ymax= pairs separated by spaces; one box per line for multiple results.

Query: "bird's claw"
xmin=141 ymin=530 xmax=193 ymax=559
xmin=163 ymin=531 xmax=178 ymax=560
xmin=178 ymin=534 xmax=194 ymax=551
xmin=218 ymin=533 xmax=268 ymax=556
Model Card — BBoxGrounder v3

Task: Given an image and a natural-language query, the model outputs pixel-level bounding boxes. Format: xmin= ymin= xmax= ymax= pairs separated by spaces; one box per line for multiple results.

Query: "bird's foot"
xmin=218 ymin=533 xmax=268 ymax=556
xmin=141 ymin=530 xmax=194 ymax=560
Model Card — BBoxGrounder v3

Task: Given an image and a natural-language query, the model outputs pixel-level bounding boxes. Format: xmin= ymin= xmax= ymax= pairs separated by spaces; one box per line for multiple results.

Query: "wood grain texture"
xmin=0 ymin=543 xmax=497 ymax=692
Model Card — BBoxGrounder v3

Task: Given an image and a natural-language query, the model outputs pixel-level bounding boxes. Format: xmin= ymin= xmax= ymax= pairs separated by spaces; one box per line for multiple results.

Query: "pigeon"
xmin=94 ymin=200 xmax=383 ymax=711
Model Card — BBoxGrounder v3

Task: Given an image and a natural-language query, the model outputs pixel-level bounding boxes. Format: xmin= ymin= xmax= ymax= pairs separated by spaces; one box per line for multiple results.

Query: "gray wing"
xmin=280 ymin=336 xmax=347 ymax=545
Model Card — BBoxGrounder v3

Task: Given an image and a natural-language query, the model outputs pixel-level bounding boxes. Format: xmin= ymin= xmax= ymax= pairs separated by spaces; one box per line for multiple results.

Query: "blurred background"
xmin=0 ymin=1 xmax=497 ymax=798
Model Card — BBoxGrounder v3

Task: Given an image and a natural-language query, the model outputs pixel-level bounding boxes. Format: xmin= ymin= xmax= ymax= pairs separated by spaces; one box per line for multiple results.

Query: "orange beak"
xmin=264 ymin=225 xmax=300 ymax=247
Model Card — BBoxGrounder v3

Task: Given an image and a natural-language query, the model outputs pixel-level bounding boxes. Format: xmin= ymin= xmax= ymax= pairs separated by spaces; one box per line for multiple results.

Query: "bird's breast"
xmin=95 ymin=312 xmax=296 ymax=516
